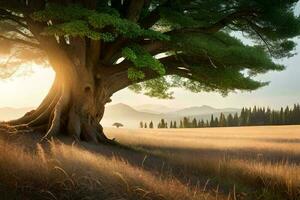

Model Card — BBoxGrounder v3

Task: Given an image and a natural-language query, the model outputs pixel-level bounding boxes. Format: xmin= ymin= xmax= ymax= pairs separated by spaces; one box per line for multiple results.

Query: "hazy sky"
xmin=0 ymin=4 xmax=299 ymax=109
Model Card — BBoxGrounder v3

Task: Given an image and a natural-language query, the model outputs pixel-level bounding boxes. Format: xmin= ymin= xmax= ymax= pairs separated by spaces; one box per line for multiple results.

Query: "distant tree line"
xmin=139 ymin=104 xmax=300 ymax=128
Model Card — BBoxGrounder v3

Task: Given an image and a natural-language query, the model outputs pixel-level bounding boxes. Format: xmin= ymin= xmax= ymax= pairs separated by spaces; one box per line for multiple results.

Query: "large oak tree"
xmin=0 ymin=0 xmax=299 ymax=143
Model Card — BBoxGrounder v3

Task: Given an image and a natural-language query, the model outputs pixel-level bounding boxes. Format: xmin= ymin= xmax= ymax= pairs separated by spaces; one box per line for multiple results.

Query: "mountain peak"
xmin=134 ymin=104 xmax=176 ymax=114
xmin=200 ymin=105 xmax=215 ymax=109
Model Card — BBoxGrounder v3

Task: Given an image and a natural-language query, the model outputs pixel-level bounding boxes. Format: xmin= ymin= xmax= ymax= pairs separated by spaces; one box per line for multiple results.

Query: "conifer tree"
xmin=197 ymin=120 xmax=202 ymax=128
xmin=170 ymin=121 xmax=173 ymax=128
xmin=206 ymin=120 xmax=210 ymax=127
xmin=159 ymin=119 xmax=166 ymax=128
xmin=173 ymin=121 xmax=177 ymax=129
xmin=214 ymin=117 xmax=219 ymax=127
xmin=233 ymin=113 xmax=239 ymax=126
xmin=201 ymin=120 xmax=205 ymax=128
xmin=210 ymin=115 xmax=215 ymax=127
xmin=227 ymin=114 xmax=234 ymax=127
xmin=192 ymin=118 xmax=197 ymax=128
xmin=179 ymin=120 xmax=184 ymax=128
xmin=157 ymin=122 xmax=161 ymax=129
xmin=219 ymin=113 xmax=227 ymax=127
xmin=149 ymin=121 xmax=154 ymax=129
xmin=140 ymin=121 xmax=144 ymax=128
xmin=183 ymin=117 xmax=190 ymax=128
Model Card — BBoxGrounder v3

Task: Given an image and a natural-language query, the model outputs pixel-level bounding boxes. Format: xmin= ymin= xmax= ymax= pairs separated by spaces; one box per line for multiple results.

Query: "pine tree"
xmin=210 ymin=115 xmax=215 ymax=127
xmin=157 ymin=123 xmax=161 ymax=129
xmin=219 ymin=113 xmax=227 ymax=127
xmin=284 ymin=106 xmax=290 ymax=125
xmin=233 ymin=113 xmax=239 ymax=126
xmin=266 ymin=108 xmax=272 ymax=125
xmin=159 ymin=119 xmax=167 ymax=128
xmin=140 ymin=121 xmax=144 ymax=128
xmin=280 ymin=107 xmax=285 ymax=125
xmin=200 ymin=120 xmax=205 ymax=127
xmin=214 ymin=117 xmax=219 ymax=127
xmin=180 ymin=120 xmax=184 ymax=128
xmin=173 ymin=121 xmax=177 ymax=128
xmin=149 ymin=121 xmax=154 ymax=128
xmin=227 ymin=114 xmax=234 ymax=127
xmin=183 ymin=117 xmax=190 ymax=128
xmin=197 ymin=120 xmax=203 ymax=128
xmin=192 ymin=118 xmax=197 ymax=128
xmin=206 ymin=120 xmax=210 ymax=127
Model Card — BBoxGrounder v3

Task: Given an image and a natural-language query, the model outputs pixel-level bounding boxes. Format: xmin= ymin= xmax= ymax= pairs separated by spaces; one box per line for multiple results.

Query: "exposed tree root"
xmin=7 ymin=79 xmax=59 ymax=126
xmin=42 ymin=84 xmax=70 ymax=140
xmin=2 ymin=47 xmax=114 ymax=145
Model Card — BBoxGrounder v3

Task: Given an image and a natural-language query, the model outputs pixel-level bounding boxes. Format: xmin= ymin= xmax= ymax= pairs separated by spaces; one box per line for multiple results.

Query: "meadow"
xmin=0 ymin=125 xmax=299 ymax=199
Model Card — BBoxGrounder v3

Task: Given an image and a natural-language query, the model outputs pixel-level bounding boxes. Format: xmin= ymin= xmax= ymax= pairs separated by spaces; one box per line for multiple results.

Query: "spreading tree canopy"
xmin=0 ymin=0 xmax=299 ymax=143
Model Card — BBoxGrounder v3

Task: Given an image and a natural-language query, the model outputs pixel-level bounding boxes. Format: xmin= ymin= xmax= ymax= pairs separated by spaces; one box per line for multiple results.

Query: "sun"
xmin=0 ymin=64 xmax=55 ymax=108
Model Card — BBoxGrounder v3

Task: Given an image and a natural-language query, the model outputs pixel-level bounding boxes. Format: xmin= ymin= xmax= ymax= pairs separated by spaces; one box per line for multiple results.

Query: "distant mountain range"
xmin=102 ymin=103 xmax=240 ymax=128
xmin=133 ymin=104 xmax=176 ymax=114
xmin=0 ymin=104 xmax=240 ymax=128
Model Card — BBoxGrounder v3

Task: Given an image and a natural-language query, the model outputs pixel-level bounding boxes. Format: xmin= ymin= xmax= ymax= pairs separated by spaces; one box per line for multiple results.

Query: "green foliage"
xmin=2 ymin=0 xmax=300 ymax=99
xmin=159 ymin=8 xmax=201 ymax=29
xmin=122 ymin=45 xmax=166 ymax=81
xmin=127 ymin=68 xmax=145 ymax=81
xmin=32 ymin=3 xmax=168 ymax=41
xmin=171 ymin=32 xmax=284 ymax=74
xmin=32 ymin=4 xmax=92 ymax=21
xmin=129 ymin=77 xmax=174 ymax=99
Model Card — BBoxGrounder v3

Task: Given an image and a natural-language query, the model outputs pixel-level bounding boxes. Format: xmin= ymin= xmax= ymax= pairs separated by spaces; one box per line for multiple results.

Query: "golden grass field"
xmin=0 ymin=125 xmax=300 ymax=199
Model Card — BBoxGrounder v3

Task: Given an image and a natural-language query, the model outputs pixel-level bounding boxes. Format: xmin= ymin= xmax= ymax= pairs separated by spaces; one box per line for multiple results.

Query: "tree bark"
xmin=4 ymin=41 xmax=115 ymax=144
xmin=6 ymin=69 xmax=112 ymax=143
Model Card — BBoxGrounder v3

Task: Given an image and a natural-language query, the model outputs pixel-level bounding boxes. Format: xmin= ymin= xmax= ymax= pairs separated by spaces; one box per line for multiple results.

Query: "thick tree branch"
xmin=126 ymin=0 xmax=145 ymax=22
xmin=1 ymin=24 xmax=34 ymax=39
xmin=105 ymin=56 xmax=195 ymax=94
xmin=168 ymin=9 xmax=258 ymax=35
xmin=104 ymin=9 xmax=259 ymax=64
xmin=206 ymin=9 xmax=258 ymax=32
xmin=246 ymin=20 xmax=273 ymax=55
xmin=103 ymin=0 xmax=146 ymax=63
xmin=102 ymin=37 xmax=129 ymax=64
xmin=139 ymin=8 xmax=160 ymax=29
xmin=0 ymin=10 xmax=29 ymax=29
xmin=142 ymin=40 xmax=170 ymax=55
xmin=0 ymin=35 xmax=40 ymax=48
xmin=12 ymin=28 xmax=34 ymax=39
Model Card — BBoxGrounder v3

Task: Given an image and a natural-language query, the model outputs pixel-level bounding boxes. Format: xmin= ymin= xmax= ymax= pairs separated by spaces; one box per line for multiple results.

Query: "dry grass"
xmin=106 ymin=125 xmax=300 ymax=200
xmin=0 ymin=136 xmax=217 ymax=200
xmin=0 ymin=125 xmax=299 ymax=199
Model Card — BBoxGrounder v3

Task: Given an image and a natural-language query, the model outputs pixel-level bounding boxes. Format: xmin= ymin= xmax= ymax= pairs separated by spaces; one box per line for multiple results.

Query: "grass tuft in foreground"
xmin=0 ymin=138 xmax=217 ymax=200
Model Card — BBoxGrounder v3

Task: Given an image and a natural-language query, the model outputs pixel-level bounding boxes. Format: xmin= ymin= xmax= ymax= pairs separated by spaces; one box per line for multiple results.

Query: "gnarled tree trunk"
xmin=6 ymin=38 xmax=117 ymax=143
